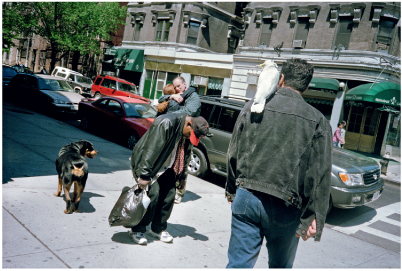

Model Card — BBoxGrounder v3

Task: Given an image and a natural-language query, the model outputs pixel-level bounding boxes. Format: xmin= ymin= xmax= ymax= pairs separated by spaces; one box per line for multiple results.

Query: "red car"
xmin=78 ymin=96 xmax=156 ymax=149
xmin=91 ymin=75 xmax=150 ymax=103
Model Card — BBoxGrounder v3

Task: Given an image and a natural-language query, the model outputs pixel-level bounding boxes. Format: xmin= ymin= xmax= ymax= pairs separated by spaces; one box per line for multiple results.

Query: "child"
xmin=156 ymin=84 xmax=182 ymax=115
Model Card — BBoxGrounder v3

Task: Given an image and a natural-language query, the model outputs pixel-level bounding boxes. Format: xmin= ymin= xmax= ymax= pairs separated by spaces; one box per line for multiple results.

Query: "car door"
xmin=99 ymin=99 xmax=125 ymax=136
xmin=100 ymin=78 xmax=116 ymax=96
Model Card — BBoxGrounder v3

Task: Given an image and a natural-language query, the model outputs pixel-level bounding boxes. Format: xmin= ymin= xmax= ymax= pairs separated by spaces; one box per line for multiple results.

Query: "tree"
xmin=3 ymin=2 xmax=127 ymax=72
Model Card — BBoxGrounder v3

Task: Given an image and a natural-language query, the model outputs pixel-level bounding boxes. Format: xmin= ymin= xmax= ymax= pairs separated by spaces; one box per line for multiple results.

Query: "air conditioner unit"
xmin=194 ymin=76 xmax=208 ymax=86
xmin=293 ymin=40 xmax=306 ymax=48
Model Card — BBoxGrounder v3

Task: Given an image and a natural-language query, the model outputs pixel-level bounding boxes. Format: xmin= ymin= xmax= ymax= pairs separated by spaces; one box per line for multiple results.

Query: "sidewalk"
xmin=2 ymin=103 xmax=400 ymax=268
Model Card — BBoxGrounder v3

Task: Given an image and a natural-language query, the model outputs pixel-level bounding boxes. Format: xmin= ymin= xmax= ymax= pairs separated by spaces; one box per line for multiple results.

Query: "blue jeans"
xmin=227 ymin=188 xmax=302 ymax=268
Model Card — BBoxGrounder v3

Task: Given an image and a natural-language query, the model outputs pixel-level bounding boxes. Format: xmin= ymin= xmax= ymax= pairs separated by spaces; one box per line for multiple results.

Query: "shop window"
xmin=333 ymin=17 xmax=353 ymax=49
xmin=386 ymin=114 xmax=401 ymax=147
xmin=155 ymin=20 xmax=171 ymax=42
xmin=363 ymin=108 xmax=380 ymax=136
xmin=294 ymin=17 xmax=310 ymax=44
xmin=259 ymin=19 xmax=273 ymax=47
xmin=347 ymin=106 xmax=364 ymax=133
xmin=186 ymin=21 xmax=200 ymax=45
xmin=133 ymin=23 xmax=142 ymax=41
xmin=206 ymin=77 xmax=224 ymax=96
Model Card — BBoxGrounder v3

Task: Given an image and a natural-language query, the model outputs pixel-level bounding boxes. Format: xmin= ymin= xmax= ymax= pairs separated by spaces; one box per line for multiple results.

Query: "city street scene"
xmin=3 ymin=2 xmax=401 ymax=269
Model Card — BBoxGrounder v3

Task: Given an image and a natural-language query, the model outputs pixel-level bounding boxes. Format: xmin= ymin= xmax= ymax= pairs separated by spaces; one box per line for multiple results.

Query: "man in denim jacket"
xmin=225 ymin=58 xmax=332 ymax=268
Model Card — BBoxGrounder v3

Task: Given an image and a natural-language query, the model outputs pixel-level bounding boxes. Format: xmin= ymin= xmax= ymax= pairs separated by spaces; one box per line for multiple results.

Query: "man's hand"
xmin=296 ymin=219 xmax=317 ymax=241
xmin=170 ymin=93 xmax=183 ymax=103
xmin=137 ymin=178 xmax=150 ymax=190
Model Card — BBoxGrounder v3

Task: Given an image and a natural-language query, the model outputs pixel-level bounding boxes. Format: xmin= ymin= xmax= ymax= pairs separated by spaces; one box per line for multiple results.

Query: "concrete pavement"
xmin=2 ymin=102 xmax=400 ymax=268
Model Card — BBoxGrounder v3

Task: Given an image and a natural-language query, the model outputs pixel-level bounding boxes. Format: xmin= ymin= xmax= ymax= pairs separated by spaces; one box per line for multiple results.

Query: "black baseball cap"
xmin=190 ymin=116 xmax=209 ymax=146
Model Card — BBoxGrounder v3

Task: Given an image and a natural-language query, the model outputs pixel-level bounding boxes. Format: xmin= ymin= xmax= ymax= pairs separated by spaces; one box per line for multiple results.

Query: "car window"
xmin=118 ymin=81 xmax=136 ymax=92
xmin=94 ymin=77 xmax=103 ymax=85
xmin=123 ymin=103 xmax=157 ymax=118
xmin=200 ymin=102 xmax=215 ymax=122
xmin=101 ymin=79 xmax=114 ymax=88
xmin=51 ymin=69 xmax=58 ymax=76
xmin=105 ymin=100 xmax=123 ymax=115
xmin=97 ymin=99 xmax=109 ymax=109
xmin=69 ymin=74 xmax=75 ymax=81
xmin=3 ymin=66 xmax=17 ymax=77
xmin=209 ymin=105 xmax=240 ymax=133
xmin=38 ymin=78 xmax=73 ymax=92
xmin=26 ymin=76 xmax=37 ymax=89
xmin=56 ymin=72 xmax=66 ymax=78
xmin=76 ymin=76 xmax=92 ymax=84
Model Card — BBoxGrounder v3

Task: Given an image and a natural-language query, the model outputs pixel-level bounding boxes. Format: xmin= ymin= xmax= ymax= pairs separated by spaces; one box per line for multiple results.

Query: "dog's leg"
xmin=54 ymin=176 xmax=62 ymax=197
xmin=72 ymin=182 xmax=78 ymax=203
xmin=63 ymin=183 xmax=73 ymax=214
xmin=73 ymin=182 xmax=85 ymax=213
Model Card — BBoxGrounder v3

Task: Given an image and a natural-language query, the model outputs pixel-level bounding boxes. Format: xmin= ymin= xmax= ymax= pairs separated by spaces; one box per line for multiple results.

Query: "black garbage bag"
xmin=108 ymin=184 xmax=151 ymax=227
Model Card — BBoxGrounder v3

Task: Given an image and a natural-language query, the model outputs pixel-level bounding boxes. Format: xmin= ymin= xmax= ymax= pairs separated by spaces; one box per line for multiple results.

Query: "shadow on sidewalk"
xmin=57 ymin=191 xmax=105 ymax=214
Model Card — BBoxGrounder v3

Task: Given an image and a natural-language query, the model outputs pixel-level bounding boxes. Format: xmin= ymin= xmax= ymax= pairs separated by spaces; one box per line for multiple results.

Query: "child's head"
xmin=163 ymin=84 xmax=176 ymax=95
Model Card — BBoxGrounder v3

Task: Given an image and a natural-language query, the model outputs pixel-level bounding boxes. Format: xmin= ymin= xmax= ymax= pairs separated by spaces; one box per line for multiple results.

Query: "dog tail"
xmin=72 ymin=164 xmax=84 ymax=177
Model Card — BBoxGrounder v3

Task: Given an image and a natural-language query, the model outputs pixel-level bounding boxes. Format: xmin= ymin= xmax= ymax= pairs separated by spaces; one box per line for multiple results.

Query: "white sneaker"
xmin=129 ymin=230 xmax=147 ymax=245
xmin=174 ymin=194 xmax=183 ymax=204
xmin=149 ymin=230 xmax=173 ymax=243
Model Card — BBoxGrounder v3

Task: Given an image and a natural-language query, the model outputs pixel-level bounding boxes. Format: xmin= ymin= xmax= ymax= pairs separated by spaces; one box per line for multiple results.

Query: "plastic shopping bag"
xmin=108 ymin=184 xmax=151 ymax=227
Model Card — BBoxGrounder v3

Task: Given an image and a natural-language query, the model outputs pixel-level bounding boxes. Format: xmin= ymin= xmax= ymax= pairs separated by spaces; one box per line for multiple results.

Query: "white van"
xmin=51 ymin=66 xmax=93 ymax=96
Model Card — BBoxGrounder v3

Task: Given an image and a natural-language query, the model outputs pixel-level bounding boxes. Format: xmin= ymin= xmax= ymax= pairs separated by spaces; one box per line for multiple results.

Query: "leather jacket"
xmin=226 ymin=87 xmax=332 ymax=241
xmin=131 ymin=113 xmax=192 ymax=186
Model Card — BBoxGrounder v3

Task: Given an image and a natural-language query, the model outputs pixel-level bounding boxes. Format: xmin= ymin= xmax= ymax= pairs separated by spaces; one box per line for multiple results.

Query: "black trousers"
xmin=131 ymin=168 xmax=177 ymax=233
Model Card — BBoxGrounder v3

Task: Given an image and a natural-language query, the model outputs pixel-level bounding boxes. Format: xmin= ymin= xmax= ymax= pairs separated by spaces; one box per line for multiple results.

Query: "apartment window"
xmin=295 ymin=17 xmax=310 ymax=43
xmin=334 ymin=17 xmax=353 ymax=49
xmin=133 ymin=23 xmax=142 ymax=41
xmin=259 ymin=19 xmax=273 ymax=47
xmin=377 ymin=17 xmax=398 ymax=46
xmin=39 ymin=51 xmax=46 ymax=66
xmin=155 ymin=20 xmax=171 ymax=42
xmin=187 ymin=21 xmax=200 ymax=45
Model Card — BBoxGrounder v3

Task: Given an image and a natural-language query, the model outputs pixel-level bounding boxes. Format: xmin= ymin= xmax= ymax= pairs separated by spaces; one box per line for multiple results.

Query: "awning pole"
xmin=370 ymin=65 xmax=387 ymax=89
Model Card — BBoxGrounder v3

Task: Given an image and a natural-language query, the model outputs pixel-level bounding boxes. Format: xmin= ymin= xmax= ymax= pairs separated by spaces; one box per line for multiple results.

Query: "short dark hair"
xmin=281 ymin=58 xmax=314 ymax=93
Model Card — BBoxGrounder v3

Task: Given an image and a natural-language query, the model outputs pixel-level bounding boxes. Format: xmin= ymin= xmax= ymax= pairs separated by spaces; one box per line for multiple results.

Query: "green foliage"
xmin=2 ymin=2 xmax=127 ymax=56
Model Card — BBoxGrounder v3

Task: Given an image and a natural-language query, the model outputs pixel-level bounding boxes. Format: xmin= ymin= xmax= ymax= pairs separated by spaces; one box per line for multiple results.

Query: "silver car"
xmin=188 ymin=96 xmax=384 ymax=211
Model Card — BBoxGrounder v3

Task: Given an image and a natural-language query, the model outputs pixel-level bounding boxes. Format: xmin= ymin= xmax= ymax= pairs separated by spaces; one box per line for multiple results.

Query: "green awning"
xmin=309 ymin=77 xmax=340 ymax=91
xmin=114 ymin=49 xmax=144 ymax=72
xmin=344 ymin=82 xmax=401 ymax=107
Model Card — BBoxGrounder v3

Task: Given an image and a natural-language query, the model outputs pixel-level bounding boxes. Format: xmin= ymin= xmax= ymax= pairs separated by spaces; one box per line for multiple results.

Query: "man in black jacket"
xmin=226 ymin=58 xmax=332 ymax=268
xmin=129 ymin=113 xmax=209 ymax=245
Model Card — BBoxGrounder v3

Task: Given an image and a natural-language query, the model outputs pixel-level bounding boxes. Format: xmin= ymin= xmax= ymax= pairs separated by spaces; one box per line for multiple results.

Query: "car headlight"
xmin=339 ymin=172 xmax=364 ymax=186
xmin=53 ymin=99 xmax=66 ymax=104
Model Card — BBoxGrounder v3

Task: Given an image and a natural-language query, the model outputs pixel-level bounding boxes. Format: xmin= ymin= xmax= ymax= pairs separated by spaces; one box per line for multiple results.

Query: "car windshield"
xmin=77 ymin=75 xmax=93 ymax=84
xmin=38 ymin=78 xmax=74 ymax=92
xmin=118 ymin=81 xmax=136 ymax=93
xmin=123 ymin=103 xmax=157 ymax=118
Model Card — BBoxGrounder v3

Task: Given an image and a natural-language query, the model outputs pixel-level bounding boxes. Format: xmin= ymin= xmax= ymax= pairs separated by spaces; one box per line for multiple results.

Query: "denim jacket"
xmin=226 ymin=87 xmax=332 ymax=241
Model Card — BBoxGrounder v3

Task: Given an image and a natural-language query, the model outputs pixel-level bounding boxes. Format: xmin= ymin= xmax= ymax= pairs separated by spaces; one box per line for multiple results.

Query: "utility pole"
xmin=25 ymin=35 xmax=30 ymax=67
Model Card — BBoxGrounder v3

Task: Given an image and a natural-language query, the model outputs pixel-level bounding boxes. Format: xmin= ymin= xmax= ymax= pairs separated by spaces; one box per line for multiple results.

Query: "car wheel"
xmin=127 ymin=133 xmax=139 ymax=150
xmin=80 ymin=116 xmax=90 ymax=131
xmin=327 ymin=196 xmax=333 ymax=215
xmin=188 ymin=147 xmax=208 ymax=179
xmin=94 ymin=92 xmax=102 ymax=100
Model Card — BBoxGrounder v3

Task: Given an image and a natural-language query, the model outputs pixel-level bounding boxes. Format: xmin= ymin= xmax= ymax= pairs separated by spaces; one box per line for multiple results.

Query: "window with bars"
xmin=259 ymin=19 xmax=273 ymax=47
xmin=186 ymin=21 xmax=200 ymax=45
xmin=155 ymin=20 xmax=171 ymax=42
xmin=295 ymin=17 xmax=310 ymax=42
xmin=333 ymin=17 xmax=353 ymax=49
xmin=133 ymin=23 xmax=142 ymax=41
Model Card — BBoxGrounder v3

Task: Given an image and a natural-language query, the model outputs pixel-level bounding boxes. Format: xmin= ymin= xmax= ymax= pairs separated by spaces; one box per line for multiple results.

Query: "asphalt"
xmin=2 ymin=101 xmax=401 ymax=268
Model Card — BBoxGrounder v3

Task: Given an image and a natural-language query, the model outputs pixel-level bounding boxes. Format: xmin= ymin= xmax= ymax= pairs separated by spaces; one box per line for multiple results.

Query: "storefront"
xmin=343 ymin=81 xmax=401 ymax=155
xmin=113 ymin=48 xmax=144 ymax=86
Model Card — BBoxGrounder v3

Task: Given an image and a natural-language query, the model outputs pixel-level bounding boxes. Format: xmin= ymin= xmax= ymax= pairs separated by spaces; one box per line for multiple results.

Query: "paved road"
xmin=3 ymin=101 xmax=400 ymax=268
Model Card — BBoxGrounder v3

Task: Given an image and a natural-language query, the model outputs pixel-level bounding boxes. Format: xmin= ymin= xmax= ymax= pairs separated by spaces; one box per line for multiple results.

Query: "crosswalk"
xmin=332 ymin=202 xmax=401 ymax=245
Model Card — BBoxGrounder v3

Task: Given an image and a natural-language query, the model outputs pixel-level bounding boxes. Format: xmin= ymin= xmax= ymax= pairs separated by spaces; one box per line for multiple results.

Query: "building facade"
xmin=97 ymin=2 xmax=402 ymax=156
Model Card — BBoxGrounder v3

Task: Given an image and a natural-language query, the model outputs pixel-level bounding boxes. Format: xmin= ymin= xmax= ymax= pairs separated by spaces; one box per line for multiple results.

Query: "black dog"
xmin=55 ymin=140 xmax=98 ymax=214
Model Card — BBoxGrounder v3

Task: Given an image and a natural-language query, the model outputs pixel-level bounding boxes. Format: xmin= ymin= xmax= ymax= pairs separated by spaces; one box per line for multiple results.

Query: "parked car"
xmin=91 ymin=75 xmax=150 ymax=104
xmin=6 ymin=74 xmax=84 ymax=114
xmin=11 ymin=65 xmax=34 ymax=74
xmin=78 ymin=96 xmax=157 ymax=149
xmin=189 ymin=96 xmax=384 ymax=211
xmin=3 ymin=64 xmax=18 ymax=89
xmin=50 ymin=66 xmax=93 ymax=96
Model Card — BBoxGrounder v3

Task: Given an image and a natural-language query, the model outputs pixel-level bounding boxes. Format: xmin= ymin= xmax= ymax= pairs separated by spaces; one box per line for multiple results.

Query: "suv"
xmin=91 ymin=75 xmax=150 ymax=103
xmin=51 ymin=66 xmax=93 ymax=96
xmin=189 ymin=96 xmax=384 ymax=211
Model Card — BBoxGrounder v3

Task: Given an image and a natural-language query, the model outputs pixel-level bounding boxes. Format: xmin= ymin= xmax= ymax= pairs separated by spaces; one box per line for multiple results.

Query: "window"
xmin=186 ymin=21 xmax=200 ymax=45
xmin=155 ymin=20 xmax=171 ymax=42
xmin=334 ymin=17 xmax=353 ymax=49
xmin=39 ymin=51 xmax=46 ymax=66
xmin=259 ymin=19 xmax=273 ymax=47
xmin=101 ymin=79 xmax=116 ymax=89
xmin=199 ymin=102 xmax=214 ymax=121
xmin=295 ymin=17 xmax=310 ymax=42
xmin=377 ymin=17 xmax=398 ymax=46
xmin=347 ymin=106 xmax=364 ymax=133
xmin=69 ymin=74 xmax=75 ymax=81
xmin=206 ymin=77 xmax=224 ymax=96
xmin=209 ymin=106 xmax=240 ymax=133
xmin=105 ymin=100 xmax=123 ymax=115
xmin=94 ymin=77 xmax=103 ymax=85
xmin=133 ymin=23 xmax=142 ymax=41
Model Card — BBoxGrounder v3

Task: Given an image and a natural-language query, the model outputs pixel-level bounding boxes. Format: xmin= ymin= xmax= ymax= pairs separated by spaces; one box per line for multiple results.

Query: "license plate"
xmin=71 ymin=105 xmax=78 ymax=110
xmin=372 ymin=191 xmax=380 ymax=202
